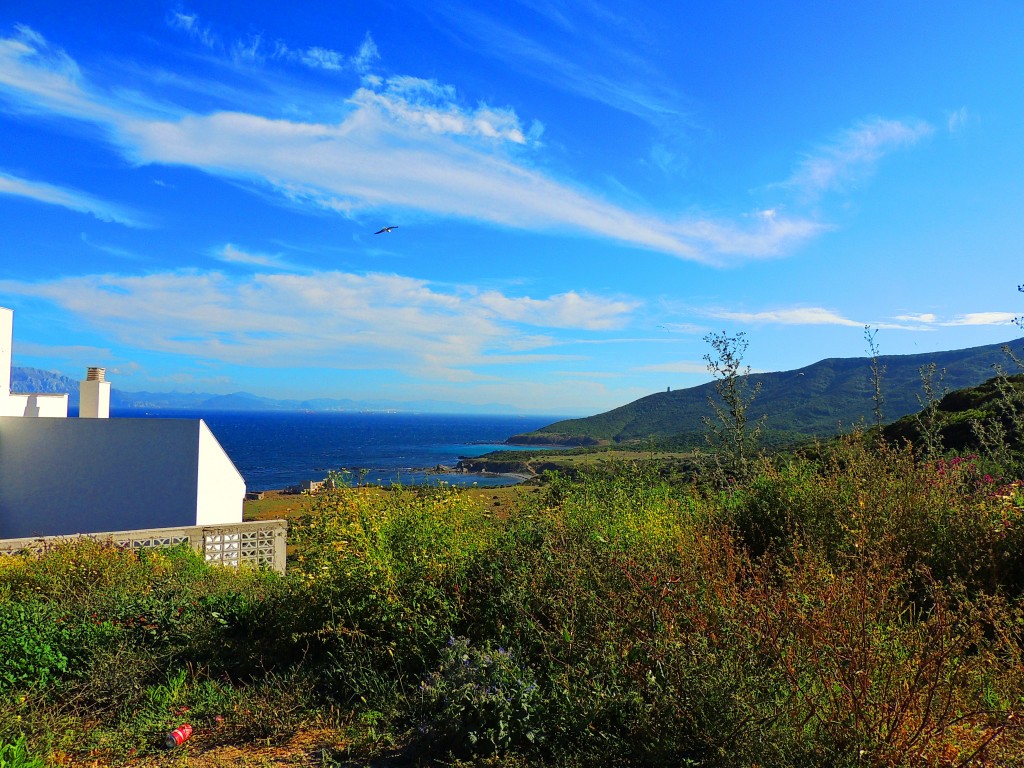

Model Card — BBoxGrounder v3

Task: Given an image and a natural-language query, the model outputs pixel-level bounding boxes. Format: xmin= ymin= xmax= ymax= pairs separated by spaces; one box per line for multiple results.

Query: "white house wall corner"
xmin=0 ymin=306 xmax=246 ymax=540
xmin=195 ymin=420 xmax=246 ymax=526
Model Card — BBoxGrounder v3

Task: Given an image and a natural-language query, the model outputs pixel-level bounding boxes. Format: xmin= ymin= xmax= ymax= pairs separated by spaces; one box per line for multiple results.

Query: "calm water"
xmin=116 ymin=410 xmax=559 ymax=491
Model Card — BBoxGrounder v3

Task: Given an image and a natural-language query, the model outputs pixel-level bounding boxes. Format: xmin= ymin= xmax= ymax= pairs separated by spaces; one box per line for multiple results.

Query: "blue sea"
xmin=115 ymin=410 xmax=560 ymax=491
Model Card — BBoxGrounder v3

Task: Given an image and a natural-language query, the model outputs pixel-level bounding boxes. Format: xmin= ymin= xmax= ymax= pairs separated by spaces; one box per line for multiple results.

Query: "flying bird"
xmin=374 ymin=226 xmax=398 ymax=234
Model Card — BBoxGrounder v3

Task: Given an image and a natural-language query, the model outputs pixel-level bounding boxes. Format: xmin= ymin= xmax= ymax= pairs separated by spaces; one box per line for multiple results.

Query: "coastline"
xmin=254 ymin=465 xmax=534 ymax=495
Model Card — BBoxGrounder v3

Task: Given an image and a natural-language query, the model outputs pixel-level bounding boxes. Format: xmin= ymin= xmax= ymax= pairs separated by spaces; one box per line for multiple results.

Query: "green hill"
xmin=883 ymin=372 xmax=1024 ymax=454
xmin=510 ymin=338 xmax=1024 ymax=447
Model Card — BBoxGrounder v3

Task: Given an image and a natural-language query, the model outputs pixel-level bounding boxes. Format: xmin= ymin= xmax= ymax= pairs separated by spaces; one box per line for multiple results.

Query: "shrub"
xmin=286 ymin=483 xmax=498 ymax=702
xmin=412 ymin=636 xmax=543 ymax=758
xmin=0 ymin=736 xmax=46 ymax=768
xmin=0 ymin=601 xmax=72 ymax=691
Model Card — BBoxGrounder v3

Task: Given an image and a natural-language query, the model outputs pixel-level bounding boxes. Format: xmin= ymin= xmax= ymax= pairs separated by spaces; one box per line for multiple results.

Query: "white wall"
xmin=0 ymin=308 xmax=11 ymax=402
xmin=195 ymin=420 xmax=246 ymax=525
xmin=0 ymin=417 xmax=207 ymax=538
xmin=0 ymin=394 xmax=69 ymax=418
xmin=0 ymin=307 xmax=69 ymax=418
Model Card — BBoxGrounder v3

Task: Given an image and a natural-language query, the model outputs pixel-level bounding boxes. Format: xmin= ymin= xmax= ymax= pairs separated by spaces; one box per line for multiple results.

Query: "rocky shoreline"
xmin=268 ymin=461 xmax=534 ymax=494
xmin=431 ymin=461 xmax=534 ymax=483
xmin=505 ymin=432 xmax=600 ymax=447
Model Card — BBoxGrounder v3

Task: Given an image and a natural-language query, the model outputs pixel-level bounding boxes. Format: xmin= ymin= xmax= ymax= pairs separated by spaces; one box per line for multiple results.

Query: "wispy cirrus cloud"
xmin=168 ymin=8 xmax=380 ymax=74
xmin=703 ymin=306 xmax=1018 ymax=331
xmin=214 ymin=244 xmax=295 ymax=270
xmin=0 ymin=269 xmax=638 ymax=379
xmin=0 ymin=26 xmax=110 ymax=120
xmin=941 ymin=312 xmax=1017 ymax=326
xmin=705 ymin=307 xmax=866 ymax=328
xmin=783 ymin=116 xmax=933 ymax=198
xmin=359 ymin=76 xmax=543 ymax=145
xmin=423 ymin=2 xmax=689 ymax=132
xmin=946 ymin=106 xmax=971 ymax=133
xmin=167 ymin=10 xmax=217 ymax=49
xmin=297 ymin=35 xmax=379 ymax=74
xmin=889 ymin=311 xmax=1016 ymax=328
xmin=0 ymin=26 xmax=820 ymax=262
xmin=0 ymin=171 xmax=146 ymax=227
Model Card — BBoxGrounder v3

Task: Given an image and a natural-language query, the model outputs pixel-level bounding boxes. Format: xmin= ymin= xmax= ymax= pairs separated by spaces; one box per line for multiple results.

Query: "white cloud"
xmin=294 ymin=34 xmax=379 ymax=74
xmin=476 ymin=290 xmax=637 ymax=330
xmin=230 ymin=34 xmax=265 ymax=66
xmin=888 ymin=311 xmax=1015 ymax=327
xmin=784 ymin=116 xmax=933 ymax=197
xmin=703 ymin=306 xmax=1018 ymax=331
xmin=0 ymin=269 xmax=640 ymax=379
xmin=168 ymin=11 xmax=217 ymax=49
xmin=167 ymin=10 xmax=379 ymax=76
xmin=942 ymin=312 xmax=1016 ymax=326
xmin=214 ymin=244 xmax=292 ymax=269
xmin=0 ymin=27 xmax=822 ymax=263
xmin=358 ymin=77 xmax=538 ymax=145
xmin=0 ymin=171 xmax=146 ymax=227
xmin=675 ymin=209 xmax=828 ymax=260
xmin=0 ymin=25 xmax=109 ymax=121
xmin=301 ymin=47 xmax=344 ymax=71
xmin=351 ymin=33 xmax=380 ymax=74
xmin=706 ymin=307 xmax=864 ymax=327
xmin=947 ymin=106 xmax=970 ymax=133
xmin=894 ymin=312 xmax=938 ymax=323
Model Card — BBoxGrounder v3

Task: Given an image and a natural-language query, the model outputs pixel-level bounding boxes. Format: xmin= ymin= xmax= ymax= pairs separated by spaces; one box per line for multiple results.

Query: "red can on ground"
xmin=165 ymin=724 xmax=193 ymax=748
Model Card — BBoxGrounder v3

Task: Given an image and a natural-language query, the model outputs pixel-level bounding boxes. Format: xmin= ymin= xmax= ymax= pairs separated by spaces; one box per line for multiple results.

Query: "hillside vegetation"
xmin=884 ymin=372 xmax=1024 ymax=455
xmin=5 ymin=331 xmax=1024 ymax=765
xmin=511 ymin=337 xmax=1024 ymax=447
xmin=3 ymin=428 xmax=1024 ymax=765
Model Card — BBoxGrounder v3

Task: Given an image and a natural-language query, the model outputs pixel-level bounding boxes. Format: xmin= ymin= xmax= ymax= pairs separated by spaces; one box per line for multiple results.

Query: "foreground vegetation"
xmin=2 ymin=431 xmax=1024 ymax=766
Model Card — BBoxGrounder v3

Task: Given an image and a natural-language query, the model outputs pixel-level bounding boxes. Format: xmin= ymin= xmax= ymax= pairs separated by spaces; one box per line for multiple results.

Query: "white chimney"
xmin=80 ymin=367 xmax=110 ymax=418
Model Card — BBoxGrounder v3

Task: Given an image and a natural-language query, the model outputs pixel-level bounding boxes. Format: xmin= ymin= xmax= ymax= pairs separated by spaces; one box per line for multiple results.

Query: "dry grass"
xmin=243 ymin=491 xmax=311 ymax=522
xmin=245 ymin=482 xmax=538 ymax=523
xmin=103 ymin=727 xmax=344 ymax=768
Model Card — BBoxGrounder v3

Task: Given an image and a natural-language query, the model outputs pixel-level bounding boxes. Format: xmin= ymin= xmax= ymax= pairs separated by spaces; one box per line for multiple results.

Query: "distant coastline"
xmin=136 ymin=410 xmax=560 ymax=492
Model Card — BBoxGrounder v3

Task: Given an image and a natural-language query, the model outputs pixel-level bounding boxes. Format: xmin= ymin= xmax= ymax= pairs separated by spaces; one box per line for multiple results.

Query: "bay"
xmin=117 ymin=410 xmax=559 ymax=491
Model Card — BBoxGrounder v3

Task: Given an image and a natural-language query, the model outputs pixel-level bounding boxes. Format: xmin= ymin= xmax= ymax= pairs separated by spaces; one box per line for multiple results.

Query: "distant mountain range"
xmin=8 ymin=367 xmax=524 ymax=415
xmin=509 ymin=337 xmax=1024 ymax=447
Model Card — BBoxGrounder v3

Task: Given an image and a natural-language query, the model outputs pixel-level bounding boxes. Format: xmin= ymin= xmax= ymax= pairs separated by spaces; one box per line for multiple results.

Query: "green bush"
xmin=0 ymin=601 xmax=72 ymax=691
xmin=286 ymin=483 xmax=496 ymax=702
xmin=0 ymin=736 xmax=46 ymax=768
xmin=412 ymin=636 xmax=543 ymax=758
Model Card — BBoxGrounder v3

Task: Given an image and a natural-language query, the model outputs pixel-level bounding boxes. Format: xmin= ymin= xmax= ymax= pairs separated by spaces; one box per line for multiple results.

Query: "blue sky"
xmin=1 ymin=2 xmax=1022 ymax=415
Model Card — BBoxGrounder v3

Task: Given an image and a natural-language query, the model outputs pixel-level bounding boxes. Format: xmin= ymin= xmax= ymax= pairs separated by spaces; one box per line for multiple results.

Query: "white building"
xmin=0 ymin=308 xmax=68 ymax=418
xmin=0 ymin=307 xmax=246 ymax=539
